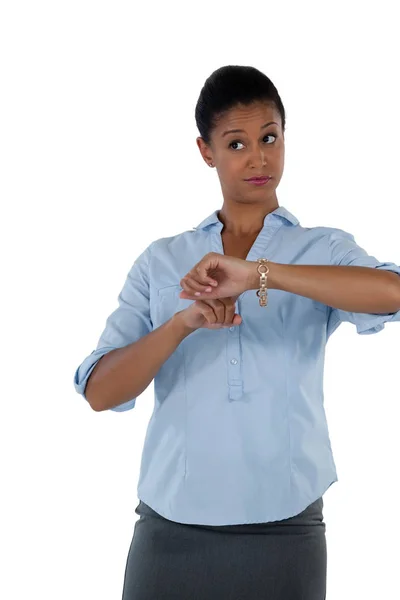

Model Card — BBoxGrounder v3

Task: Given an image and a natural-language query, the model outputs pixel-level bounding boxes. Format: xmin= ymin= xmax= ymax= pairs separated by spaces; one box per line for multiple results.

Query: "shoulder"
xmin=295 ymin=224 xmax=355 ymax=247
xmin=150 ymin=227 xmax=199 ymax=254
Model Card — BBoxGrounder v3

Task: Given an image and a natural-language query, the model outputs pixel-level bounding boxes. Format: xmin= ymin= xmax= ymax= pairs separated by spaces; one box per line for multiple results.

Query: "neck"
xmin=218 ymin=201 xmax=279 ymax=237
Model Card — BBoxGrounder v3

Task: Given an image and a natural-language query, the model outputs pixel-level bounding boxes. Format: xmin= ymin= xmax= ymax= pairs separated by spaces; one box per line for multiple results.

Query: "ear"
xmin=196 ymin=136 xmax=213 ymax=166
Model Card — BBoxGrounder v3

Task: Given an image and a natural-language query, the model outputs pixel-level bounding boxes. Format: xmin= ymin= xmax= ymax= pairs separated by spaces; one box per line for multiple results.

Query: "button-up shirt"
xmin=73 ymin=205 xmax=400 ymax=525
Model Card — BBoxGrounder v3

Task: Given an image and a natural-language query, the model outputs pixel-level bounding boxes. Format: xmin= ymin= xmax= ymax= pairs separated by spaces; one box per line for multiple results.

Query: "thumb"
xmin=233 ymin=313 xmax=242 ymax=325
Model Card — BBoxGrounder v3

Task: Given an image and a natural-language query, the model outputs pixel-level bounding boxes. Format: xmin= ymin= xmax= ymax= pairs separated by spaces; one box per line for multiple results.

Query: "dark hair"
xmin=195 ymin=65 xmax=286 ymax=147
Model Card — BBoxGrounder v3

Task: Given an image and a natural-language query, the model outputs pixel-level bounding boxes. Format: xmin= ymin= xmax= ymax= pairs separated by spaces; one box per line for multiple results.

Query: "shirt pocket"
xmin=156 ymin=284 xmax=192 ymax=326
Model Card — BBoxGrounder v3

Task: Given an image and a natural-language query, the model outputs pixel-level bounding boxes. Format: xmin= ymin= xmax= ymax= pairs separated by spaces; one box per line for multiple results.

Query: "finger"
xmin=198 ymin=300 xmax=218 ymax=324
xmin=180 ymin=277 xmax=213 ymax=297
xmin=224 ymin=301 xmax=235 ymax=325
xmin=192 ymin=252 xmax=220 ymax=285
xmin=214 ymin=298 xmax=238 ymax=326
xmin=200 ymin=298 xmax=229 ymax=326
xmin=205 ymin=298 xmax=229 ymax=325
xmin=195 ymin=265 xmax=218 ymax=287
xmin=213 ymin=299 xmax=225 ymax=324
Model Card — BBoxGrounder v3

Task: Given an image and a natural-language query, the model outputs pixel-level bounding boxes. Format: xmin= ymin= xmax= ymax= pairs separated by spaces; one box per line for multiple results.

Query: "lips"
xmin=246 ymin=176 xmax=271 ymax=182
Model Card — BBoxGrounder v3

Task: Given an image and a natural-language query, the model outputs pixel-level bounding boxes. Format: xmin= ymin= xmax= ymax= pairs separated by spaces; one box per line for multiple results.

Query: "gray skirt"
xmin=121 ymin=497 xmax=326 ymax=600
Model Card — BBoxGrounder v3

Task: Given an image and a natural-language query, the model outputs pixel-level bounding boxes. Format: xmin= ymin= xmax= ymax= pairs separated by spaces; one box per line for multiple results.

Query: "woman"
xmin=74 ymin=65 xmax=400 ymax=599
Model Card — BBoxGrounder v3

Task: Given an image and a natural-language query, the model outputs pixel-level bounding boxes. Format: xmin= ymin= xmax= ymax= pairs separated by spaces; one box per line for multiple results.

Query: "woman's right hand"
xmin=176 ymin=295 xmax=242 ymax=330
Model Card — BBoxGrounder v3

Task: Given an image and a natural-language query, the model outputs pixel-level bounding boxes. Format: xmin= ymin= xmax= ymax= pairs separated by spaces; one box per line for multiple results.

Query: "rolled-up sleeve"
xmin=73 ymin=242 xmax=154 ymax=411
xmin=326 ymin=229 xmax=400 ymax=336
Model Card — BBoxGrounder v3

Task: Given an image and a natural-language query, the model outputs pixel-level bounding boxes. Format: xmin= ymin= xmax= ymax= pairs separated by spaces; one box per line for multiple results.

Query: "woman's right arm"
xmin=86 ymin=314 xmax=195 ymax=412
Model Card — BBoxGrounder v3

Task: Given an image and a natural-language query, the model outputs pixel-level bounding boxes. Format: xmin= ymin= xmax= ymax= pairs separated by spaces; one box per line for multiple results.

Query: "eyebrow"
xmin=221 ymin=121 xmax=279 ymax=137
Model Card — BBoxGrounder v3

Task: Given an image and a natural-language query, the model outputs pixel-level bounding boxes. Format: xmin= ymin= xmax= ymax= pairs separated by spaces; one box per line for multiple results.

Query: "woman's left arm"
xmin=246 ymin=261 xmax=400 ymax=315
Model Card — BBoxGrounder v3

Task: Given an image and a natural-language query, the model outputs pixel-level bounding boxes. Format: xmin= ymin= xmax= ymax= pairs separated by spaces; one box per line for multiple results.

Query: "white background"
xmin=1 ymin=1 xmax=399 ymax=598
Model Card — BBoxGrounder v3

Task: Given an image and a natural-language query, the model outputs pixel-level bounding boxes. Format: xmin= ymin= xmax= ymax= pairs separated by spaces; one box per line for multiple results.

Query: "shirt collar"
xmin=193 ymin=205 xmax=299 ymax=231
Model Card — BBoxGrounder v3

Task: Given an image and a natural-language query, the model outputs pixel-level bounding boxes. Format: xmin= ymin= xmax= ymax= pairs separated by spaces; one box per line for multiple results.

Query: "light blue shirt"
xmin=73 ymin=205 xmax=400 ymax=525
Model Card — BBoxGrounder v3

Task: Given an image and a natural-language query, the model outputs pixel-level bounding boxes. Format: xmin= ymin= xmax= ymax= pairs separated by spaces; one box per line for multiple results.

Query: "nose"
xmin=250 ymin=149 xmax=266 ymax=168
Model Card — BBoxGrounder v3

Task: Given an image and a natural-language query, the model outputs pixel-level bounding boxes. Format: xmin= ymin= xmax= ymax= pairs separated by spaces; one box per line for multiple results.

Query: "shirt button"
xmin=230 ymin=358 xmax=238 ymax=365
xmin=229 ymin=327 xmax=235 ymax=332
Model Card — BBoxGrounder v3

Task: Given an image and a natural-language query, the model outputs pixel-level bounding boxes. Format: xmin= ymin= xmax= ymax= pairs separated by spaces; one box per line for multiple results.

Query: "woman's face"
xmin=197 ymin=102 xmax=285 ymax=205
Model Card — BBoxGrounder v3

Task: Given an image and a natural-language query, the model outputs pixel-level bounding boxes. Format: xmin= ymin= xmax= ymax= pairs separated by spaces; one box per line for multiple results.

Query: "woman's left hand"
xmin=179 ymin=253 xmax=254 ymax=300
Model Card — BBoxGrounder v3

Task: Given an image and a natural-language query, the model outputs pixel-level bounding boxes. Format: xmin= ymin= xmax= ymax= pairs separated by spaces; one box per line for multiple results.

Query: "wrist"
xmin=245 ymin=260 xmax=279 ymax=291
xmin=170 ymin=311 xmax=197 ymax=338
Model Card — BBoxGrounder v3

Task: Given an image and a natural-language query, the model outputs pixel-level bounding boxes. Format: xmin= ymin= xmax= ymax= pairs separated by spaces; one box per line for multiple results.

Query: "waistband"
xmin=134 ymin=497 xmax=324 ymax=532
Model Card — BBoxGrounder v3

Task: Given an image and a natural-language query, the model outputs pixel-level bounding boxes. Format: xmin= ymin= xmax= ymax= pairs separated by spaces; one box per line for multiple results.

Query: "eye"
xmin=229 ymin=134 xmax=277 ymax=151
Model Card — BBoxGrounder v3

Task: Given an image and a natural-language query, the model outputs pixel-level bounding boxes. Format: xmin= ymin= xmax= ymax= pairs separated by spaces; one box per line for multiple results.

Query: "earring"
xmin=209 ymin=163 xmax=214 ymax=167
